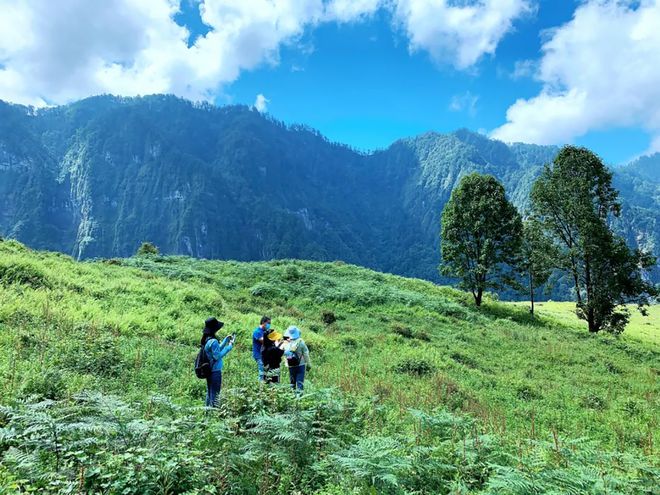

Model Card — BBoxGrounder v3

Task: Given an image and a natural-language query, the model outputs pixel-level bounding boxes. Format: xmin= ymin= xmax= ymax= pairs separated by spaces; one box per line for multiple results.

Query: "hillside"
xmin=1 ymin=95 xmax=658 ymax=292
xmin=0 ymin=240 xmax=657 ymax=493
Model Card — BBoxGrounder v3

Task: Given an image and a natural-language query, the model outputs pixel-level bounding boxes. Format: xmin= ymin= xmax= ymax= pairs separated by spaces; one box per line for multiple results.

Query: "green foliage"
xmin=55 ymin=328 xmax=123 ymax=377
xmin=392 ymin=324 xmax=414 ymax=339
xmin=0 ymin=259 xmax=51 ymax=289
xmin=395 ymin=358 xmax=435 ymax=376
xmin=21 ymin=368 xmax=67 ymax=400
xmin=330 ymin=436 xmax=412 ymax=491
xmin=531 ymin=146 xmax=658 ymax=333
xmin=321 ymin=310 xmax=337 ymax=325
xmin=0 ymin=241 xmax=657 ymax=493
xmin=440 ymin=173 xmax=523 ymax=305
xmin=136 ymin=241 xmax=159 ymax=256
xmin=3 ymin=395 xmax=654 ymax=495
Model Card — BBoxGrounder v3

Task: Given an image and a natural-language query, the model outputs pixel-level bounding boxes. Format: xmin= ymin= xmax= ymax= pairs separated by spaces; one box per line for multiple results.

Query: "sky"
xmin=1 ymin=1 xmax=659 ymax=165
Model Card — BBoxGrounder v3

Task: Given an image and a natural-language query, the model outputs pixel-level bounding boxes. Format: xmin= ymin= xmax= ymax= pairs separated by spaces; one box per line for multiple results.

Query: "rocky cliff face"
xmin=1 ymin=95 xmax=658 ymax=292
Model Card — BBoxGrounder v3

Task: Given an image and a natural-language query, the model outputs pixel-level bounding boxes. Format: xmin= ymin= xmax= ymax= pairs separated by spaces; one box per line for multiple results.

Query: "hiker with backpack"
xmin=261 ymin=330 xmax=285 ymax=384
xmin=195 ymin=317 xmax=234 ymax=407
xmin=283 ymin=326 xmax=311 ymax=391
xmin=252 ymin=316 xmax=271 ymax=381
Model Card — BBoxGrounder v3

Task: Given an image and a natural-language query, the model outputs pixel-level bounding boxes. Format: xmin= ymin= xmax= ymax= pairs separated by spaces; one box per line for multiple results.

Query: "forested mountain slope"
xmin=1 ymin=95 xmax=658 ymax=289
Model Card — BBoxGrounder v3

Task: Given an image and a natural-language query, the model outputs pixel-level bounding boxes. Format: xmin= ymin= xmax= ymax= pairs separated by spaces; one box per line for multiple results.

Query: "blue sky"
xmin=171 ymin=0 xmax=648 ymax=164
xmin=1 ymin=0 xmax=659 ymax=165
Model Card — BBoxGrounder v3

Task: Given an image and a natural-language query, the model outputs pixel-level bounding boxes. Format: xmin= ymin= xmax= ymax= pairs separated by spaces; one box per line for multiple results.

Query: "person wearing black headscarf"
xmin=261 ymin=330 xmax=285 ymax=384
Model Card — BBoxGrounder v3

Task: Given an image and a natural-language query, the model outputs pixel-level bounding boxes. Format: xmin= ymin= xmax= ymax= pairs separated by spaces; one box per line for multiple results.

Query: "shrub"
xmin=516 ymin=385 xmax=541 ymax=401
xmin=450 ymin=352 xmax=478 ymax=369
xmin=18 ymin=333 xmax=39 ymax=350
xmin=582 ymin=394 xmax=607 ymax=411
xmin=392 ymin=324 xmax=414 ymax=339
xmin=136 ymin=241 xmax=159 ymax=256
xmin=283 ymin=265 xmax=303 ymax=281
xmin=0 ymin=391 xmax=657 ymax=494
xmin=604 ymin=361 xmax=622 ymax=374
xmin=250 ymin=282 xmax=288 ymax=300
xmin=393 ymin=325 xmax=432 ymax=342
xmin=622 ymin=398 xmax=644 ymax=416
xmin=57 ymin=329 xmax=123 ymax=378
xmin=395 ymin=358 xmax=435 ymax=376
xmin=0 ymin=260 xmax=51 ymax=289
xmin=21 ymin=368 xmax=67 ymax=400
xmin=308 ymin=322 xmax=323 ymax=334
xmin=102 ymin=258 xmax=122 ymax=265
xmin=331 ymin=436 xmax=411 ymax=492
xmin=321 ymin=310 xmax=337 ymax=325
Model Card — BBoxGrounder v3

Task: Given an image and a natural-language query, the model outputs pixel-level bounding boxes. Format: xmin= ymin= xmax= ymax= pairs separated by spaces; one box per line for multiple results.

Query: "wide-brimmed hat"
xmin=204 ymin=317 xmax=224 ymax=332
xmin=267 ymin=331 xmax=283 ymax=341
xmin=284 ymin=326 xmax=301 ymax=340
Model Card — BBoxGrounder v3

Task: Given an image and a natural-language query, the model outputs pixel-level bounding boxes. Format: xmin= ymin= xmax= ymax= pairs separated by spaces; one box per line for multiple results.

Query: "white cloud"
xmin=510 ymin=59 xmax=536 ymax=79
xmin=324 ymin=0 xmax=381 ymax=22
xmin=0 ymin=0 xmax=191 ymax=105
xmin=0 ymin=0 xmax=326 ymax=105
xmin=492 ymin=1 xmax=660 ymax=152
xmin=0 ymin=0 xmax=532 ymax=106
xmin=449 ymin=91 xmax=479 ymax=116
xmin=392 ymin=0 xmax=533 ymax=69
xmin=254 ymin=93 xmax=269 ymax=112
xmin=325 ymin=0 xmax=532 ymax=68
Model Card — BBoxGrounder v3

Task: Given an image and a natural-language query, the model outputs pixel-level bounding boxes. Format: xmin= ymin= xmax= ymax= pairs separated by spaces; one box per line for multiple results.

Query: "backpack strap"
xmin=286 ymin=341 xmax=303 ymax=363
xmin=205 ymin=337 xmax=219 ymax=365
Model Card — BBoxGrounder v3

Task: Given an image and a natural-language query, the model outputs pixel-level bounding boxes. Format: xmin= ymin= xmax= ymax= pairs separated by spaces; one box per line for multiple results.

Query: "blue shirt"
xmin=252 ymin=327 xmax=264 ymax=360
xmin=205 ymin=336 xmax=233 ymax=372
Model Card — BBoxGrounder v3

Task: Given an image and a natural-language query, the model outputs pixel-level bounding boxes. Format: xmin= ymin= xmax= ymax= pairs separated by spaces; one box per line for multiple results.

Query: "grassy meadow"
xmin=0 ymin=239 xmax=658 ymax=494
xmin=514 ymin=301 xmax=660 ymax=346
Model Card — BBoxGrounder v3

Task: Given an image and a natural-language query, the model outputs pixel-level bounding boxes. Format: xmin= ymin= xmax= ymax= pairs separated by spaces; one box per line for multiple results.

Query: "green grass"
xmin=514 ymin=301 xmax=660 ymax=346
xmin=0 ymin=239 xmax=658 ymax=493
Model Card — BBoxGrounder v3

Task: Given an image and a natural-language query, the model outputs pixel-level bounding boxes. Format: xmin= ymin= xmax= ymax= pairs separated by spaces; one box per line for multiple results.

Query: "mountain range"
xmin=1 ymin=94 xmax=658 ymax=296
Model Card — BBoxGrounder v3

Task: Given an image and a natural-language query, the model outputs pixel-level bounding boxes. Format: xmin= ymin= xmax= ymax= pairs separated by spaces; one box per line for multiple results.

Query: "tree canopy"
xmin=440 ymin=173 xmax=522 ymax=306
xmin=530 ymin=146 xmax=657 ymax=333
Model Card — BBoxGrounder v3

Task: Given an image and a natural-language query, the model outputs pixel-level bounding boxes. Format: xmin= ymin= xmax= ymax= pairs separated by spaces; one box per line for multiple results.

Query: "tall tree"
xmin=440 ymin=173 xmax=522 ymax=306
xmin=531 ymin=146 xmax=657 ymax=333
xmin=517 ymin=219 xmax=556 ymax=314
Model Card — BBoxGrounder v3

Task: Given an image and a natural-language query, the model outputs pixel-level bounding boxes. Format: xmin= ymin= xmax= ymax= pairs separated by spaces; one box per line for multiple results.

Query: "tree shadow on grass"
xmin=477 ymin=302 xmax=558 ymax=329
xmin=477 ymin=302 xmax=607 ymax=344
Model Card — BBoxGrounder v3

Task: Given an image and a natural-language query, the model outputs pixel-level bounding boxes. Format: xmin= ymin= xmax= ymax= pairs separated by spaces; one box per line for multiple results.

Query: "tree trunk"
xmin=588 ymin=309 xmax=599 ymax=333
xmin=529 ymin=270 xmax=534 ymax=315
xmin=475 ymin=288 xmax=483 ymax=306
xmin=584 ymin=256 xmax=598 ymax=332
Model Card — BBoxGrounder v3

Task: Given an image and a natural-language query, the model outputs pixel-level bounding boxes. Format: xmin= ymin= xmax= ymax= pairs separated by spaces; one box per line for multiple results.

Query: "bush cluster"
xmin=394 ymin=358 xmax=435 ymax=376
